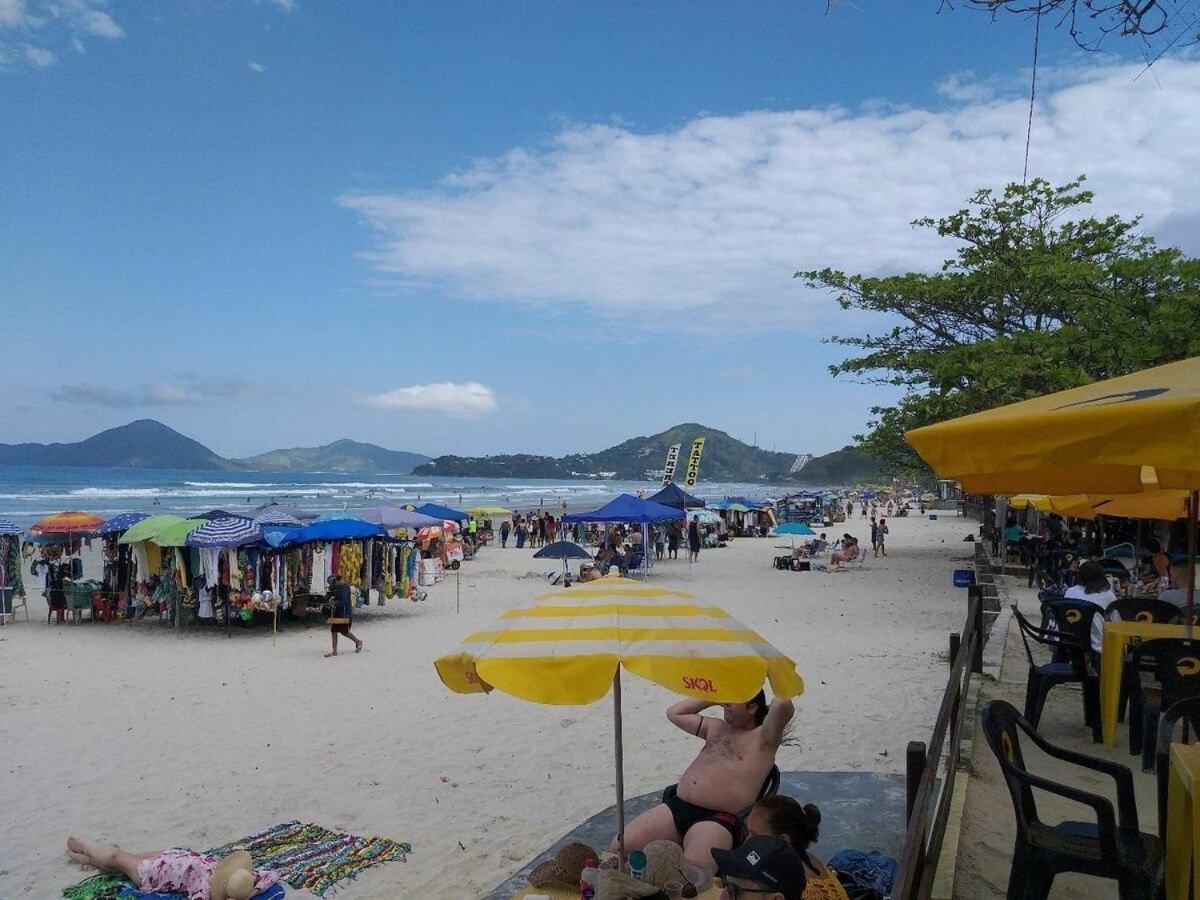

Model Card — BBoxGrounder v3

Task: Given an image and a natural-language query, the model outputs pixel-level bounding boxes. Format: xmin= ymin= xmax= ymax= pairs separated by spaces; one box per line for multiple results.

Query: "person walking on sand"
xmin=612 ymin=689 xmax=795 ymax=877
xmin=325 ymin=575 xmax=362 ymax=658
xmin=668 ymin=522 xmax=681 ymax=560
xmin=688 ymin=517 xmax=702 ymax=562
xmin=870 ymin=518 xmax=880 ymax=557
xmin=877 ymin=517 xmax=889 ymax=557
xmin=500 ymin=519 xmax=511 ymax=548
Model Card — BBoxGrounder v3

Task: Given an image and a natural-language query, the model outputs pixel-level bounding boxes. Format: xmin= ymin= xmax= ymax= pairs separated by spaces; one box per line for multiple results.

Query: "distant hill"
xmin=232 ymin=439 xmax=429 ymax=475
xmin=0 ymin=421 xmax=429 ymax=474
xmin=0 ymin=419 xmax=229 ymax=470
xmin=414 ymin=423 xmax=880 ymax=485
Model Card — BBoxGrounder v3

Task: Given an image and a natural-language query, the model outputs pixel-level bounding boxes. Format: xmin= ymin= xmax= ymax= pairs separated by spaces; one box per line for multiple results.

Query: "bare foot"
xmin=355 ymin=642 xmax=363 ymax=653
xmin=324 ymin=651 xmax=337 ymax=658
xmin=67 ymin=837 xmax=115 ymax=867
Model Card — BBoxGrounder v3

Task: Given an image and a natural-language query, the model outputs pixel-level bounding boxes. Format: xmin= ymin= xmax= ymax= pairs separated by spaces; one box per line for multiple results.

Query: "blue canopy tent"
xmin=413 ymin=502 xmax=469 ymax=523
xmin=270 ymin=518 xmax=387 ymax=548
xmin=359 ymin=506 xmax=443 ymax=531
xmin=563 ymin=495 xmax=682 ymax=576
xmin=646 ymin=483 xmax=705 ymax=511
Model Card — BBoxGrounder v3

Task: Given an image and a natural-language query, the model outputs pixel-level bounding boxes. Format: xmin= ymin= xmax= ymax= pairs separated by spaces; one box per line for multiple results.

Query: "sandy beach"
xmin=1 ymin=512 xmax=972 ymax=898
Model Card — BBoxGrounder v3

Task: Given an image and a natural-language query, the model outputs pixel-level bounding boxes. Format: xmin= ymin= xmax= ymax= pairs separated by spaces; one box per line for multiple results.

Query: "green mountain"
xmin=0 ymin=419 xmax=229 ymax=470
xmin=413 ymin=423 xmax=880 ymax=484
xmin=232 ymin=439 xmax=429 ymax=475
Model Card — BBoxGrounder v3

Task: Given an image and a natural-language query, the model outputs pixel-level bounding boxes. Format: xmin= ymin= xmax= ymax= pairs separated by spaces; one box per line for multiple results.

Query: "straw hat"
xmin=210 ymin=850 xmax=256 ymax=900
xmin=527 ymin=841 xmax=597 ymax=888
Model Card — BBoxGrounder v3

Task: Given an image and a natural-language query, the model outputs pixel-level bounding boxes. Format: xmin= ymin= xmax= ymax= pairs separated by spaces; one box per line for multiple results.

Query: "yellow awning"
xmin=906 ymin=356 xmax=1200 ymax=494
xmin=1008 ymin=494 xmax=1053 ymax=511
xmin=434 ymin=575 xmax=804 ymax=706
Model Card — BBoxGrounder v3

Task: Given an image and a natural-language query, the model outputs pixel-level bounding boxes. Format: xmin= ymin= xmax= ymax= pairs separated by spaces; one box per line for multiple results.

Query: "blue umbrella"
xmin=562 ymin=494 xmax=682 ymax=524
xmin=195 ymin=509 xmax=241 ymax=521
xmin=533 ymin=541 xmax=592 ymax=561
xmin=777 ymin=523 xmax=816 ymax=536
xmin=0 ymin=518 xmax=21 ymax=535
xmin=274 ymin=518 xmax=387 ymax=547
xmin=414 ymin=502 xmax=470 ymax=522
xmin=98 ymin=512 xmax=151 ymax=535
xmin=254 ymin=506 xmax=306 ymax=527
xmin=359 ymin=506 xmax=443 ymax=530
xmin=186 ymin=516 xmax=263 ymax=548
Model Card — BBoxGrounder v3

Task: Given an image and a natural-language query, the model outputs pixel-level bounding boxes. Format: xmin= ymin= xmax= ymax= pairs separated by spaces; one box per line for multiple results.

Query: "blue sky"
xmin=3 ymin=1 xmax=1198 ymax=460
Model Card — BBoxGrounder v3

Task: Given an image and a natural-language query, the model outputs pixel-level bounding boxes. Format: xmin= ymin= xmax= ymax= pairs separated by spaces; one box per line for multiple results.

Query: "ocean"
xmin=0 ymin=465 xmax=811 ymax=527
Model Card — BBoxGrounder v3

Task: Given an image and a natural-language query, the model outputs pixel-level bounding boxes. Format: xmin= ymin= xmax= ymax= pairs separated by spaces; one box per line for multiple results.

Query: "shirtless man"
xmin=613 ymin=688 xmax=795 ymax=874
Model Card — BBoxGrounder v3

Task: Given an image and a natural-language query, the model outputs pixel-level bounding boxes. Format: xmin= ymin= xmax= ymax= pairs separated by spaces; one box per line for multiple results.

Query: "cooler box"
xmin=928 ymin=514 xmax=938 ymax=521
xmin=419 ymin=558 xmax=445 ymax=586
xmin=953 ymin=569 xmax=975 ymax=588
xmin=444 ymin=542 xmax=465 ymax=564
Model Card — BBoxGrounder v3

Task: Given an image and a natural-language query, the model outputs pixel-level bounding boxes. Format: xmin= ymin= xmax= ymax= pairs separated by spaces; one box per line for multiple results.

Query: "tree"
xmin=796 ymin=177 xmax=1200 ymax=475
xmin=939 ymin=1 xmax=1199 ymax=51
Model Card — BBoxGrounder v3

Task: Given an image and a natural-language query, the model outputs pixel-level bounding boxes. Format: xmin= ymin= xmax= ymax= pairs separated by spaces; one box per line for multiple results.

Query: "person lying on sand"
xmin=613 ymin=689 xmax=795 ymax=876
xmin=66 ymin=837 xmax=278 ymax=900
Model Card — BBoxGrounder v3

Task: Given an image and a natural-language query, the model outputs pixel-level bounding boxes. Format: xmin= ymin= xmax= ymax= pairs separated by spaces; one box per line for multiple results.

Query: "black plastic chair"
xmin=1107 ymin=597 xmax=1183 ymax=626
xmin=1155 ymin=695 xmax=1200 ymax=840
xmin=1012 ymin=605 xmax=1100 ymax=740
xmin=1128 ymin=638 xmax=1200 ymax=771
xmin=981 ymin=700 xmax=1162 ymax=900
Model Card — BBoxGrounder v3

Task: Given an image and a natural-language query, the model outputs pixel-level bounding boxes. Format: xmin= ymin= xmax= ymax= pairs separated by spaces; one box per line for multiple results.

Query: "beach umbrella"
xmin=688 ymin=508 xmax=722 ymax=525
xmin=776 ymin=523 xmax=815 ymax=536
xmin=907 ymin=355 xmax=1200 ymax=626
xmin=186 ymin=516 xmax=263 ymax=548
xmin=533 ymin=540 xmax=593 ymax=580
xmin=359 ymin=506 xmax=443 ymax=530
xmin=273 ymin=518 xmax=386 ymax=547
xmin=194 ymin=509 xmax=241 ymax=521
xmin=118 ymin=515 xmax=186 ymax=545
xmin=414 ymin=502 xmax=470 ymax=522
xmin=0 ymin=518 xmax=22 ymax=535
xmin=253 ymin=506 xmax=306 ymax=527
xmin=1008 ymin=495 xmax=1054 ymax=512
xmin=98 ymin=512 xmax=151 ymax=535
xmin=29 ymin=511 xmax=104 ymax=535
xmin=150 ymin=519 xmax=206 ymax=547
xmin=467 ymin=505 xmax=512 ymax=518
xmin=434 ymin=575 xmax=804 ymax=861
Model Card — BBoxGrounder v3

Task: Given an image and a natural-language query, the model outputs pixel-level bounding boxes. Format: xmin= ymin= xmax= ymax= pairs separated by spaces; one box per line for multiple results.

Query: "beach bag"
xmin=326 ymin=616 xmax=350 ymax=625
xmin=774 ymin=555 xmax=792 ymax=570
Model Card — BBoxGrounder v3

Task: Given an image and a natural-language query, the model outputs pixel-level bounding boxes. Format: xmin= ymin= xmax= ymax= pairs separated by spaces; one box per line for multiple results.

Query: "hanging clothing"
xmin=310 ymin=544 xmax=328 ymax=594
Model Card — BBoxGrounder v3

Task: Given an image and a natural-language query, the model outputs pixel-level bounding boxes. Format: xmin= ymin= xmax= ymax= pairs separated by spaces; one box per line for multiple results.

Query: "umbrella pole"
xmin=1188 ymin=491 xmax=1198 ymax=639
xmin=273 ymin=600 xmax=278 ymax=649
xmin=456 ymin=565 xmax=461 ymax=615
xmin=613 ymin=668 xmax=627 ymax=864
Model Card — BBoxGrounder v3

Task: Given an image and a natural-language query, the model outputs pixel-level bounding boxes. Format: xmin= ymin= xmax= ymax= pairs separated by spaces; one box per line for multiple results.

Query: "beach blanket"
xmin=63 ymin=821 xmax=412 ymax=899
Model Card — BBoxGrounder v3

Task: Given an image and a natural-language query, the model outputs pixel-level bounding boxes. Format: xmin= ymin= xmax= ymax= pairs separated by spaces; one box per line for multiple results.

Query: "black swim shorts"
xmin=661 ymin=784 xmax=745 ymax=843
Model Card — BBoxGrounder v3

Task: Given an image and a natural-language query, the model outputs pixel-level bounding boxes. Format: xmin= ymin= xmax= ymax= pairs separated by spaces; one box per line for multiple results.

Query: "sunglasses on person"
xmin=720 ymin=877 xmax=776 ymax=898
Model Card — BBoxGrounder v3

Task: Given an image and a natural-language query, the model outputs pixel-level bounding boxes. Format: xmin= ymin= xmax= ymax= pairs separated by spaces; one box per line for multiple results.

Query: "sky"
xmin=2 ymin=1 xmax=1198 ymax=460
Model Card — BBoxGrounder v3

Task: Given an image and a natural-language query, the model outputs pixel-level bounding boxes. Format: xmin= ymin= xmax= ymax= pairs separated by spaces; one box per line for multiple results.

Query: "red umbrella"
xmin=30 ymin=511 xmax=105 ymax=535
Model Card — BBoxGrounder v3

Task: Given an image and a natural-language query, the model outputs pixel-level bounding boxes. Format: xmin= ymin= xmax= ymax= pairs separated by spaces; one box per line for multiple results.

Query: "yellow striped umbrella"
xmin=435 ymin=574 xmax=804 ymax=857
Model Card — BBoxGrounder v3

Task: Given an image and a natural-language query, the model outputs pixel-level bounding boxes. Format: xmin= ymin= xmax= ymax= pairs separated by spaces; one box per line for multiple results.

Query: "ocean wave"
xmin=184 ymin=481 xmax=284 ymax=488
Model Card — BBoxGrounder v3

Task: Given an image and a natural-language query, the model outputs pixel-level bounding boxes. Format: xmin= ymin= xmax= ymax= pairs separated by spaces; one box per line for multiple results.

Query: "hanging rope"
xmin=1023 ymin=2 xmax=1044 ymax=184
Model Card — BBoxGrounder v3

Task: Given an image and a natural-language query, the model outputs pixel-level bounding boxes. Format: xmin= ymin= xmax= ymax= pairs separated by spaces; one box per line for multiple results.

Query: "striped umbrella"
xmin=435 ymin=575 xmax=804 ymax=858
xmin=99 ymin=512 xmax=151 ymax=535
xmin=186 ymin=516 xmax=263 ymax=548
xmin=0 ymin=518 xmax=22 ymax=535
xmin=254 ymin=506 xmax=305 ymax=527
xmin=30 ymin=511 xmax=104 ymax=535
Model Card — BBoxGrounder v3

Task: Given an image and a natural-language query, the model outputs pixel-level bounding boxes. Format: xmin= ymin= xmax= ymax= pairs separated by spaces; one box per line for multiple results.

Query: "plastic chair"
xmin=1107 ymin=597 xmax=1182 ymax=626
xmin=980 ymin=699 xmax=1162 ymax=900
xmin=1128 ymin=638 xmax=1200 ymax=771
xmin=1154 ymin=695 xmax=1200 ymax=840
xmin=1012 ymin=604 xmax=1100 ymax=740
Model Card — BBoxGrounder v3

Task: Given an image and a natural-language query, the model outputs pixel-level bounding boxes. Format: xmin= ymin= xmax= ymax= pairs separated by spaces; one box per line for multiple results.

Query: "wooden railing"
xmin=895 ymin=585 xmax=984 ymax=899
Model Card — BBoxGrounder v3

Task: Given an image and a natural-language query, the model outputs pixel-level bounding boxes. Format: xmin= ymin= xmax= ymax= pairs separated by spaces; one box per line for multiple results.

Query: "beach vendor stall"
xmin=29 ymin=511 xmax=104 ymax=624
xmin=0 ymin=517 xmax=25 ymax=623
xmin=563 ymin=494 xmax=682 ymax=577
xmin=185 ymin=516 xmax=264 ymax=634
xmin=95 ymin=512 xmax=150 ymax=621
xmin=434 ymin=575 xmax=804 ymax=875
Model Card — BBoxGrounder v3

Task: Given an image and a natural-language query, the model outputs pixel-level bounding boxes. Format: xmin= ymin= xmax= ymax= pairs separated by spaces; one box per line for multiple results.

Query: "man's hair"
xmin=750 ymin=688 xmax=768 ymax=726
xmin=1077 ymin=560 xmax=1110 ymax=594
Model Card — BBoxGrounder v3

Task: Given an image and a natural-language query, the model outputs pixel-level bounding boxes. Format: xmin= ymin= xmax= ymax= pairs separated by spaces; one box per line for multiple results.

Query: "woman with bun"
xmin=744 ymin=796 xmax=849 ymax=899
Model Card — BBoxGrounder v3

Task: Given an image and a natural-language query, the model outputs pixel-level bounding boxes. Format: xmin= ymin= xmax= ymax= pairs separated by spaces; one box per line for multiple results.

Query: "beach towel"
xmin=63 ymin=822 xmax=411 ymax=899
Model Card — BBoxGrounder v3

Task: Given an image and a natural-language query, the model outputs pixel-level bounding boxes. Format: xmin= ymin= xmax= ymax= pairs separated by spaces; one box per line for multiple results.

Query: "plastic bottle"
xmin=579 ymin=860 xmax=598 ymax=899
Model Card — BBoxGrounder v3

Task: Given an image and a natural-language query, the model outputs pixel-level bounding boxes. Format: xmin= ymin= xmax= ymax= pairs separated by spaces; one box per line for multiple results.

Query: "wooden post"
xmin=949 ymin=632 xmax=961 ymax=663
xmin=1187 ymin=491 xmax=1197 ymax=640
xmin=967 ymin=585 xmax=984 ymax=674
xmin=906 ymin=740 xmax=927 ymax=891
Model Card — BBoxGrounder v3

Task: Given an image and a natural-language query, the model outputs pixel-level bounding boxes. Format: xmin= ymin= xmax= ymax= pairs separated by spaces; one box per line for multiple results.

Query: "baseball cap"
xmin=711 ymin=836 xmax=807 ymax=899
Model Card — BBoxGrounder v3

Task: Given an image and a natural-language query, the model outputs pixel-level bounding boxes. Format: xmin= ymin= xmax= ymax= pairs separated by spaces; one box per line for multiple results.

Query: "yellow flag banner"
xmin=683 ymin=437 xmax=706 ymax=487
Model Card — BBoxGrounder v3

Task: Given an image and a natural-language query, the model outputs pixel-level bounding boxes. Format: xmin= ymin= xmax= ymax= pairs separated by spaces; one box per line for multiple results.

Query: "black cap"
xmin=711 ymin=836 xmax=807 ymax=899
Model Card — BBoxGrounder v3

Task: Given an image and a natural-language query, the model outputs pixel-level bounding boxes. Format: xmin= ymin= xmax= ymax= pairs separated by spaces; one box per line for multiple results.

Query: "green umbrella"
xmin=151 ymin=519 xmax=206 ymax=547
xmin=118 ymin=515 xmax=186 ymax=544
xmin=727 ymin=503 xmax=750 ymax=513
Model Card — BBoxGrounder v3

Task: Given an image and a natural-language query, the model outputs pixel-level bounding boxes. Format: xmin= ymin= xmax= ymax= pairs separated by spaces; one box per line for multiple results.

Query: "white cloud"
xmin=360 ymin=382 xmax=498 ymax=417
xmin=23 ymin=43 xmax=52 ymax=65
xmin=50 ymin=379 xmax=252 ymax=408
xmin=341 ymin=58 xmax=1200 ymax=334
xmin=248 ymin=59 xmax=265 ymax=73
xmin=1 ymin=0 xmax=122 ymax=69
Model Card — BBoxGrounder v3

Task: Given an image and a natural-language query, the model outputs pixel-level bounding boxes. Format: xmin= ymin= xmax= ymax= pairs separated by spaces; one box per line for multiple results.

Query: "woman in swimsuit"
xmin=745 ymin=796 xmax=850 ymax=900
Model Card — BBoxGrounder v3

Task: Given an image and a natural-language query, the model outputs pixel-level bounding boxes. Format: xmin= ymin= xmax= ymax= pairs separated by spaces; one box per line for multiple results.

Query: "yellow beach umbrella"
xmin=466 ymin=505 xmax=511 ymax=518
xmin=907 ymin=356 xmax=1200 ymax=495
xmin=435 ymin=574 xmax=803 ymax=858
xmin=1009 ymin=494 xmax=1053 ymax=512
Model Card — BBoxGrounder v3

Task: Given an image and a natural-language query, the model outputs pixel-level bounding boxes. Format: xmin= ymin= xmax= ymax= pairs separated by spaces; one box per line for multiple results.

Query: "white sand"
xmin=0 ymin=513 xmax=973 ymax=898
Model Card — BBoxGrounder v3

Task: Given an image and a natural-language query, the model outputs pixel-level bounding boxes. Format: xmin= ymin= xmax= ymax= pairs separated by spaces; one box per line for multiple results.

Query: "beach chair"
xmin=625 ymin=551 xmax=647 ymax=575
xmin=1155 ymin=695 xmax=1200 ymax=839
xmin=1012 ymin=605 xmax=1099 ymax=739
xmin=981 ymin=700 xmax=1162 ymax=900
xmin=1106 ymin=597 xmax=1182 ymax=625
xmin=1127 ymin=638 xmax=1200 ymax=769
